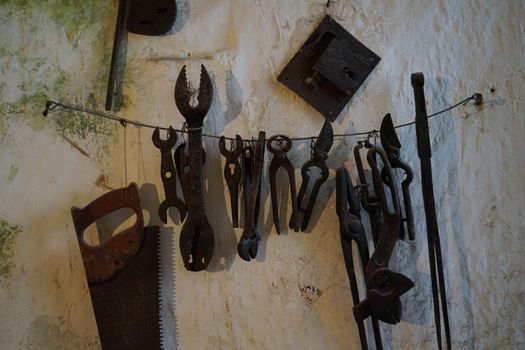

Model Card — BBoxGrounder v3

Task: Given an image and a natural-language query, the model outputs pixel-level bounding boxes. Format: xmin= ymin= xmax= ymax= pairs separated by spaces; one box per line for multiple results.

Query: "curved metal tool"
xmin=297 ymin=119 xmax=333 ymax=231
xmin=174 ymin=142 xmax=206 ymax=201
xmin=238 ymin=132 xmax=266 ymax=261
xmin=219 ymin=135 xmax=244 ymax=227
xmin=353 ymin=147 xmax=414 ymax=324
xmin=152 ymin=126 xmax=187 ymax=223
xmin=268 ymin=135 xmax=299 ymax=234
xmin=174 ymin=65 xmax=214 ymax=272
xmin=380 ymin=113 xmax=415 ymax=240
xmin=336 ymin=168 xmax=383 ymax=350
xmin=353 ymin=140 xmax=382 ymax=245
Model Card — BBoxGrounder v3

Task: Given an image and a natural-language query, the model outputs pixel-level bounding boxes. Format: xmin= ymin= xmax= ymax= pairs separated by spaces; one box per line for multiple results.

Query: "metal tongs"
xmin=336 ymin=168 xmax=383 ymax=350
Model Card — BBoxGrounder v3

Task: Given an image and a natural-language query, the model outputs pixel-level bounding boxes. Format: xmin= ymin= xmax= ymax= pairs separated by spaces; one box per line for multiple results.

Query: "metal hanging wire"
xmin=43 ymin=93 xmax=482 ymax=143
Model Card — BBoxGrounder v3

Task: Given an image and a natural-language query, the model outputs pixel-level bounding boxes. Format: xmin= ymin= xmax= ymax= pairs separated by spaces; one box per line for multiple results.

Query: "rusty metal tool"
xmin=353 ymin=140 xmax=382 ymax=246
xmin=237 ymin=132 xmax=266 ymax=261
xmin=105 ymin=0 xmax=177 ymax=110
xmin=152 ymin=126 xmax=187 ymax=223
xmin=174 ymin=143 xmax=206 ymax=201
xmin=71 ymin=183 xmax=162 ymax=350
xmin=267 ymin=135 xmax=300 ymax=234
xmin=336 ymin=167 xmax=383 ymax=350
xmin=174 ymin=64 xmax=214 ymax=272
xmin=412 ymin=72 xmax=451 ymax=350
xmin=353 ymin=147 xmax=414 ymax=324
xmin=380 ymin=113 xmax=415 ymax=240
xmin=219 ymin=135 xmax=244 ymax=228
xmin=297 ymin=119 xmax=334 ymax=231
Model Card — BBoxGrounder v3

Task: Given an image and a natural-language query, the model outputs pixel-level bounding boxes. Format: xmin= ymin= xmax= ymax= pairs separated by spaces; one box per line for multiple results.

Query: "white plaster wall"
xmin=0 ymin=1 xmax=524 ymax=349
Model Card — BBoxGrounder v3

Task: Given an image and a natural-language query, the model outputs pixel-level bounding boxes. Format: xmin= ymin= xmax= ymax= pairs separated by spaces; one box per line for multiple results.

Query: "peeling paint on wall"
xmin=0 ymin=218 xmax=22 ymax=281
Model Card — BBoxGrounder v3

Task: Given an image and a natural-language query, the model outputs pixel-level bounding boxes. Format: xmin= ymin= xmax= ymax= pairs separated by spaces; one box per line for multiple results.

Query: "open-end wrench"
xmin=174 ymin=65 xmax=214 ymax=272
xmin=152 ymin=126 xmax=187 ymax=223
xmin=219 ymin=135 xmax=244 ymax=228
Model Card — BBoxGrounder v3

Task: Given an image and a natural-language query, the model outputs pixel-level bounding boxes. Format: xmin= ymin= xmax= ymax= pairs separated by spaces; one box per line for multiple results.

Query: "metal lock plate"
xmin=278 ymin=16 xmax=381 ymax=121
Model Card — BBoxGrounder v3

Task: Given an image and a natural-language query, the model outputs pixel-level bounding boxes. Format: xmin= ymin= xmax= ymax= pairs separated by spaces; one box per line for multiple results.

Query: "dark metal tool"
xmin=412 ymin=72 xmax=451 ymax=350
xmin=237 ymin=132 xmax=266 ymax=261
xmin=174 ymin=65 xmax=214 ymax=272
xmin=152 ymin=126 xmax=187 ymax=223
xmin=174 ymin=143 xmax=206 ymax=201
xmin=71 ymin=183 xmax=162 ymax=350
xmin=353 ymin=147 xmax=414 ymax=325
xmin=219 ymin=135 xmax=244 ymax=228
xmin=353 ymin=140 xmax=382 ymax=245
xmin=105 ymin=0 xmax=177 ymax=110
xmin=267 ymin=135 xmax=300 ymax=234
xmin=336 ymin=167 xmax=383 ymax=350
xmin=380 ymin=113 xmax=415 ymax=240
xmin=297 ymin=119 xmax=334 ymax=231
xmin=277 ymin=16 xmax=381 ymax=121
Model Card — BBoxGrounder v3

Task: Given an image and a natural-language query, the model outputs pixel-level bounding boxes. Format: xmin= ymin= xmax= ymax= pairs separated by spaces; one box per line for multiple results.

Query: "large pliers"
xmin=336 ymin=167 xmax=383 ymax=350
xmin=267 ymin=135 xmax=299 ymax=234
xmin=380 ymin=113 xmax=415 ymax=240
xmin=353 ymin=146 xmax=414 ymax=324
xmin=297 ymin=119 xmax=333 ymax=231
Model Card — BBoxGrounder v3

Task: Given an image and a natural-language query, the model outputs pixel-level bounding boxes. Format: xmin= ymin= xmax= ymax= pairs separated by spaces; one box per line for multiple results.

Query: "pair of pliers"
xmin=353 ymin=146 xmax=414 ymax=324
xmin=267 ymin=135 xmax=300 ymax=234
xmin=336 ymin=167 xmax=383 ymax=350
xmin=380 ymin=113 xmax=415 ymax=240
xmin=297 ymin=119 xmax=334 ymax=231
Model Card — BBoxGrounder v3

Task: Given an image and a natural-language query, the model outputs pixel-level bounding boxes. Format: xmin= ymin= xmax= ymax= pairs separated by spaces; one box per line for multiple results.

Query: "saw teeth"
xmin=157 ymin=232 xmax=165 ymax=349
xmin=173 ymin=228 xmax=181 ymax=349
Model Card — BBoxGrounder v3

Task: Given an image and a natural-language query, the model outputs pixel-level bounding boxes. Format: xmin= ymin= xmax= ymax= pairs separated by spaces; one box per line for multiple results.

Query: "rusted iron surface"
xmin=219 ymin=135 xmax=244 ymax=228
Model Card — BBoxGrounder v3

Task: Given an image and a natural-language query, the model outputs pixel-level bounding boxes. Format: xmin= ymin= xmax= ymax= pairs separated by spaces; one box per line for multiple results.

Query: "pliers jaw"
xmin=175 ymin=65 xmax=213 ymax=127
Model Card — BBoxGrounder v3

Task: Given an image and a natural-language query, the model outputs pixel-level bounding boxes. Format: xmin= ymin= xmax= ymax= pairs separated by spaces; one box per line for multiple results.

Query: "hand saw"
xmin=71 ymin=183 xmax=163 ymax=350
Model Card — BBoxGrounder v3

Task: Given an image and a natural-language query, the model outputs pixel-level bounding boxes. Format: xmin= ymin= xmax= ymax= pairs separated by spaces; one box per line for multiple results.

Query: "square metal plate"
xmin=277 ymin=16 xmax=381 ymax=121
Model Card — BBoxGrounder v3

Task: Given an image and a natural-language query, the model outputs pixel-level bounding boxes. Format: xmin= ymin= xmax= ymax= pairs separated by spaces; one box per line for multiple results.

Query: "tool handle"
xmin=411 ymin=73 xmax=432 ymax=159
xmin=105 ymin=0 xmax=128 ymax=111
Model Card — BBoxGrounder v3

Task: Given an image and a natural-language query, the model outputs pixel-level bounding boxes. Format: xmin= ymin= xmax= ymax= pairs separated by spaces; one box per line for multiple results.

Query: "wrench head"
xmin=179 ymin=220 xmax=214 ymax=271
xmin=237 ymin=227 xmax=261 ymax=262
xmin=175 ymin=65 xmax=213 ymax=126
xmin=152 ymin=126 xmax=178 ymax=150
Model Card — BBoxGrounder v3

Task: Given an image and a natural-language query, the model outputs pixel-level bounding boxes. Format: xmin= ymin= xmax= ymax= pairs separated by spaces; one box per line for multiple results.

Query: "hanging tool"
xmin=237 ymin=132 xmax=266 ymax=261
xmin=336 ymin=168 xmax=383 ymax=350
xmin=219 ymin=135 xmax=244 ymax=228
xmin=105 ymin=0 xmax=177 ymax=110
xmin=152 ymin=126 xmax=187 ymax=223
xmin=380 ymin=113 xmax=415 ymax=240
xmin=353 ymin=139 xmax=382 ymax=246
xmin=412 ymin=72 xmax=451 ymax=350
xmin=175 ymin=142 xmax=206 ymax=202
xmin=174 ymin=65 xmax=214 ymax=272
xmin=297 ymin=119 xmax=334 ymax=231
xmin=353 ymin=147 xmax=414 ymax=324
xmin=71 ymin=183 xmax=162 ymax=350
xmin=267 ymin=135 xmax=300 ymax=234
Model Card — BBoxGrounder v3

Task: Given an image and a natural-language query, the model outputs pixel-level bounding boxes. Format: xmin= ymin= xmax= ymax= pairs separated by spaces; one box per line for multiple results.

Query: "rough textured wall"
xmin=0 ymin=0 xmax=524 ymax=349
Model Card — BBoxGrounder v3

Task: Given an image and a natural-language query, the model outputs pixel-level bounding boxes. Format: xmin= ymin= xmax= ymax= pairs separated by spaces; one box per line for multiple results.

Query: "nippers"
xmin=267 ymin=135 xmax=299 ymax=234
xmin=219 ymin=135 xmax=244 ymax=228
xmin=152 ymin=126 xmax=187 ymax=223
xmin=297 ymin=119 xmax=334 ymax=231
xmin=174 ymin=64 xmax=214 ymax=272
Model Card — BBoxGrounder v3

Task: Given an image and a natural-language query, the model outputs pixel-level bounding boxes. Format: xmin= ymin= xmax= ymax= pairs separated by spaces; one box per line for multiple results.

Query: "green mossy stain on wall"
xmin=0 ymin=218 xmax=23 ymax=280
xmin=0 ymin=1 xmax=117 ymax=150
xmin=7 ymin=165 xmax=19 ymax=183
xmin=0 ymin=0 xmax=110 ymax=47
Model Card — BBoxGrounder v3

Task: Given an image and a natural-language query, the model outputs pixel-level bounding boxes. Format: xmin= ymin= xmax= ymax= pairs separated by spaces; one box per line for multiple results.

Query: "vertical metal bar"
xmin=105 ymin=0 xmax=128 ymax=111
